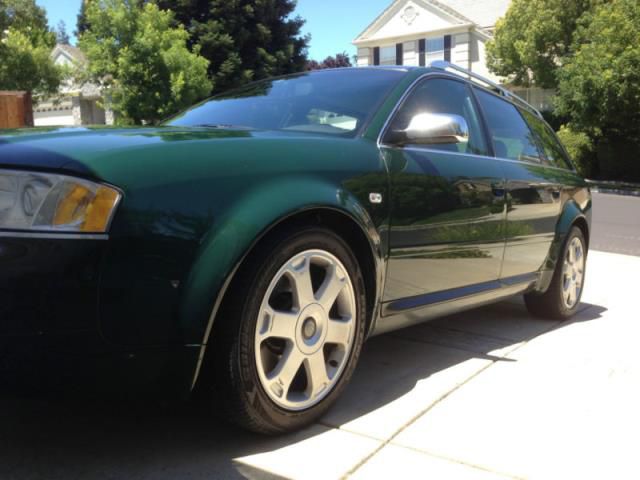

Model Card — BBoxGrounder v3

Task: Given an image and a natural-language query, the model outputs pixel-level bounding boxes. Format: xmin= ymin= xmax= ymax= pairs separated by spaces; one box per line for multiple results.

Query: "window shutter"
xmin=418 ymin=39 xmax=426 ymax=66
xmin=396 ymin=43 xmax=404 ymax=65
xmin=444 ymin=35 xmax=452 ymax=62
xmin=373 ymin=47 xmax=380 ymax=66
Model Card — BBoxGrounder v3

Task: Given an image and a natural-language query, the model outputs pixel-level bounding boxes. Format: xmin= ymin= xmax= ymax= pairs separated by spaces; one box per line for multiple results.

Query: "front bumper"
xmin=0 ymin=234 xmax=198 ymax=399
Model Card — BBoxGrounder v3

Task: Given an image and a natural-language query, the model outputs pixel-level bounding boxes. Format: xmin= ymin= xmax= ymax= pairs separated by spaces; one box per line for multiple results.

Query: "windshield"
xmin=167 ymin=69 xmax=406 ymax=137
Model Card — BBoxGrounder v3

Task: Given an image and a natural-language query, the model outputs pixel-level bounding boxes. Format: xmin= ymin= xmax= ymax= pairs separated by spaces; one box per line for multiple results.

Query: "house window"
xmin=380 ymin=45 xmax=397 ymax=65
xmin=425 ymin=37 xmax=445 ymax=62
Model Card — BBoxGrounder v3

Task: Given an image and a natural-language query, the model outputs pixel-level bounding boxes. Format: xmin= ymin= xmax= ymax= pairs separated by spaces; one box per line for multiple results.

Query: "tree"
xmin=0 ymin=0 xmax=61 ymax=96
xmin=486 ymin=0 xmax=597 ymax=88
xmin=76 ymin=0 xmax=91 ymax=37
xmin=306 ymin=52 xmax=352 ymax=71
xmin=0 ymin=0 xmax=53 ymax=46
xmin=154 ymin=0 xmax=309 ymax=94
xmin=55 ymin=20 xmax=70 ymax=44
xmin=555 ymin=0 xmax=640 ymax=140
xmin=79 ymin=0 xmax=212 ymax=125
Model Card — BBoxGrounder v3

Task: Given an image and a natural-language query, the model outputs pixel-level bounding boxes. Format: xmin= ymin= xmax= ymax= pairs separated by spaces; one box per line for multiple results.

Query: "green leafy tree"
xmin=79 ymin=0 xmax=212 ymax=125
xmin=556 ymin=0 xmax=640 ymax=139
xmin=487 ymin=0 xmax=596 ymax=88
xmin=154 ymin=0 xmax=309 ymax=94
xmin=0 ymin=0 xmax=61 ymax=96
xmin=555 ymin=0 xmax=640 ymax=181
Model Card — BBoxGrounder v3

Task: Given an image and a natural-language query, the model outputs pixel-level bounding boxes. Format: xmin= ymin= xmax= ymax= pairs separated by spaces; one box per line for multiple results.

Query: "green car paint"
xmin=0 ymin=67 xmax=591 ymax=397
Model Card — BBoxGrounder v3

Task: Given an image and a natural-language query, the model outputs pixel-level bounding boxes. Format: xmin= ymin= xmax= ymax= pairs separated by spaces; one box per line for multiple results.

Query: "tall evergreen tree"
xmin=154 ymin=0 xmax=309 ymax=94
xmin=75 ymin=0 xmax=91 ymax=37
xmin=55 ymin=20 xmax=71 ymax=44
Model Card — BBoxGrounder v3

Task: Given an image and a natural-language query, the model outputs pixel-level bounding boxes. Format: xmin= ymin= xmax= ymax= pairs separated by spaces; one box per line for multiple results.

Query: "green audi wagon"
xmin=0 ymin=62 xmax=591 ymax=433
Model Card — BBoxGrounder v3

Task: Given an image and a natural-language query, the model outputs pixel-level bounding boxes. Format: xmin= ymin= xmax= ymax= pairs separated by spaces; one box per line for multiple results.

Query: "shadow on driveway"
xmin=0 ymin=300 xmax=607 ymax=480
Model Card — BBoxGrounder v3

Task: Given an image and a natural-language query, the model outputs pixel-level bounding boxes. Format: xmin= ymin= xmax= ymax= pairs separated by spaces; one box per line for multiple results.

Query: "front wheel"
xmin=525 ymin=226 xmax=587 ymax=320
xmin=207 ymin=226 xmax=367 ymax=434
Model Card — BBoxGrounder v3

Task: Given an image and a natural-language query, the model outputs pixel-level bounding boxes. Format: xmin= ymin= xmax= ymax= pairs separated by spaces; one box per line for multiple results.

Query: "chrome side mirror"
xmin=398 ymin=113 xmax=470 ymax=145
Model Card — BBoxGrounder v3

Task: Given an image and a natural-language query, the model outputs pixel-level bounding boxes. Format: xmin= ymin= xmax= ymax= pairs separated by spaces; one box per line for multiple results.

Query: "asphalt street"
xmin=591 ymin=192 xmax=640 ymax=256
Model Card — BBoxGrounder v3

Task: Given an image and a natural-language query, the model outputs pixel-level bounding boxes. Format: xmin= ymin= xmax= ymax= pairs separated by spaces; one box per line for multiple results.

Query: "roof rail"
xmin=428 ymin=60 xmax=544 ymax=119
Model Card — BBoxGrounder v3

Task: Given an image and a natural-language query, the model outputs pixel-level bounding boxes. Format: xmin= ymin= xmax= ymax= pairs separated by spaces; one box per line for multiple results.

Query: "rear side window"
xmin=473 ymin=88 xmax=543 ymax=163
xmin=520 ymin=109 xmax=572 ymax=170
xmin=387 ymin=78 xmax=489 ymax=156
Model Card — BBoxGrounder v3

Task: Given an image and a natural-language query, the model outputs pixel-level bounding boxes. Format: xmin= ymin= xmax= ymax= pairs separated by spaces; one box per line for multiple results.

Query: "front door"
xmin=380 ymin=77 xmax=507 ymax=310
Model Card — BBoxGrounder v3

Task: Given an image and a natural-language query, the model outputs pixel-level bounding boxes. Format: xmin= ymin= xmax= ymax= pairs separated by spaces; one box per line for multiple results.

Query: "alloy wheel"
xmin=254 ymin=249 xmax=356 ymax=411
xmin=562 ymin=236 xmax=585 ymax=309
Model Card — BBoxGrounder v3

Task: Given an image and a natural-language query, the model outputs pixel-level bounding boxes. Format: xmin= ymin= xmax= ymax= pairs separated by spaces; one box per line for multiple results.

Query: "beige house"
xmin=354 ymin=0 xmax=554 ymax=111
xmin=34 ymin=44 xmax=113 ymax=127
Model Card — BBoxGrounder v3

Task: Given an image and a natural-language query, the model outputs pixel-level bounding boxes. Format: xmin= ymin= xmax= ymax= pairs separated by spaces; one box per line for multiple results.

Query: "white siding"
xmin=403 ymin=40 xmax=418 ymax=66
xmin=357 ymin=48 xmax=371 ymax=67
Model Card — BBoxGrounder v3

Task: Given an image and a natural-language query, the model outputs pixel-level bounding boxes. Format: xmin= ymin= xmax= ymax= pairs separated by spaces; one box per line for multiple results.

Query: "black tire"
xmin=524 ymin=226 xmax=587 ymax=320
xmin=203 ymin=225 xmax=367 ymax=434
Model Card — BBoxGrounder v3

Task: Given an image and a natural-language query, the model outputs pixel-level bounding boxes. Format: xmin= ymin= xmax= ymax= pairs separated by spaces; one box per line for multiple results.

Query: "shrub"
xmin=557 ymin=126 xmax=596 ymax=177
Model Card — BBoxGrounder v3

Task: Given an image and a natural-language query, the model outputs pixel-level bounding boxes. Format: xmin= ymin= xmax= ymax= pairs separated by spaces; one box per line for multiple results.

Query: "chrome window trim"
xmin=377 ymin=70 xmax=575 ymax=173
xmin=380 ymin=144 xmax=577 ymax=173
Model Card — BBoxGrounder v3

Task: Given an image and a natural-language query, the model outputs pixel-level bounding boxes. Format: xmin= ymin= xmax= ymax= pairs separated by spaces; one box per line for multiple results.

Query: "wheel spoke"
xmin=572 ymin=282 xmax=580 ymax=305
xmin=268 ymin=345 xmax=304 ymax=399
xmin=325 ymin=318 xmax=352 ymax=346
xmin=563 ymin=261 xmax=570 ymax=279
xmin=317 ymin=264 xmax=347 ymax=311
xmin=289 ymin=258 xmax=315 ymax=309
xmin=305 ymin=350 xmax=330 ymax=399
xmin=258 ymin=307 xmax=298 ymax=341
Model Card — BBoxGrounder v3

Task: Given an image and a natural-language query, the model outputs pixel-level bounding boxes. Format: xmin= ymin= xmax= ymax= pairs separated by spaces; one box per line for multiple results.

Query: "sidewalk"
xmin=0 ymin=251 xmax=635 ymax=480
xmin=235 ymin=250 xmax=639 ymax=479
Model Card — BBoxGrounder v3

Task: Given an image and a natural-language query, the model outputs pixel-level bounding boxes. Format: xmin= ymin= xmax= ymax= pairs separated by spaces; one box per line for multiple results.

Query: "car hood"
xmin=0 ymin=125 xmax=341 ymax=178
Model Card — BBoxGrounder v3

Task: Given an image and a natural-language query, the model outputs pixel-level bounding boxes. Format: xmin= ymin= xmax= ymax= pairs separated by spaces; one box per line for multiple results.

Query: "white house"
xmin=354 ymin=0 xmax=554 ymax=111
xmin=34 ymin=44 xmax=113 ymax=127
xmin=354 ymin=0 xmax=510 ymax=82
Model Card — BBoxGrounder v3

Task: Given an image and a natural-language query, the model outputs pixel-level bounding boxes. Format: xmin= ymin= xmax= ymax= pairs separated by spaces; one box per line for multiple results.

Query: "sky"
xmin=35 ymin=0 xmax=392 ymax=60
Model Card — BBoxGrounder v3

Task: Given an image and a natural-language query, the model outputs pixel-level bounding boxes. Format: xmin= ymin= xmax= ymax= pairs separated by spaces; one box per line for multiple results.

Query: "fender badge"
xmin=369 ymin=193 xmax=383 ymax=204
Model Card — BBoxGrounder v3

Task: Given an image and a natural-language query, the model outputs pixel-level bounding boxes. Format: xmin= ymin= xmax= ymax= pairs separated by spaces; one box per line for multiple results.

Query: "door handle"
xmin=551 ymin=189 xmax=561 ymax=199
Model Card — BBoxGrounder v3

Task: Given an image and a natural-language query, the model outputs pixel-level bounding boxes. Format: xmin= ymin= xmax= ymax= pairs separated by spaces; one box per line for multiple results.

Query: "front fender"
xmin=177 ymin=175 xmax=383 ymax=350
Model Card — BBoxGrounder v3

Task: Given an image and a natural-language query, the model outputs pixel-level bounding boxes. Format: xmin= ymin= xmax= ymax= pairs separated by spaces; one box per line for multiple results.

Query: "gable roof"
xmin=438 ymin=0 xmax=511 ymax=28
xmin=52 ymin=44 xmax=87 ymax=64
xmin=354 ymin=0 xmax=510 ymax=43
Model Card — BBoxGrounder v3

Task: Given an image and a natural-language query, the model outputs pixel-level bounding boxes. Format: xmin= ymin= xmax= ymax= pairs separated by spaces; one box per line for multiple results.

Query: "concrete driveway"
xmin=0 ymin=248 xmax=636 ymax=480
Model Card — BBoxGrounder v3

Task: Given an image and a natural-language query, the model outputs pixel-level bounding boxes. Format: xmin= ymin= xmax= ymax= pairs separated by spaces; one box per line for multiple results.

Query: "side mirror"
xmin=392 ymin=113 xmax=470 ymax=146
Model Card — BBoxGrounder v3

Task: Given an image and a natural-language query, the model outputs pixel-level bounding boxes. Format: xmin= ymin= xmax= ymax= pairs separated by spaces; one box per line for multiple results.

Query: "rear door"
xmin=380 ymin=77 xmax=507 ymax=307
xmin=473 ymin=87 xmax=563 ymax=280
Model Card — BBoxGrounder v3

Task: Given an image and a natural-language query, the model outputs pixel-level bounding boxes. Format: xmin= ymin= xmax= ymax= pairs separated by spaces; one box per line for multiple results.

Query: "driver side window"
xmin=386 ymin=78 xmax=489 ymax=156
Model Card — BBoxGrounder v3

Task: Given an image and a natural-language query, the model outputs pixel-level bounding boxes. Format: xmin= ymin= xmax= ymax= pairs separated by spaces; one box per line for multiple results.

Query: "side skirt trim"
xmin=382 ymin=272 xmax=538 ymax=316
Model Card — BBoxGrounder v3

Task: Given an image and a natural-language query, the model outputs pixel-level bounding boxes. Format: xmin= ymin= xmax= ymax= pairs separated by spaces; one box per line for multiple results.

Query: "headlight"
xmin=0 ymin=170 xmax=121 ymax=233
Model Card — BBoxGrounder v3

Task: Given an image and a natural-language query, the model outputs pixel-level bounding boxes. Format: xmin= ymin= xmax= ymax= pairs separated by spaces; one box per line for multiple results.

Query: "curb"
xmin=587 ymin=180 xmax=640 ymax=197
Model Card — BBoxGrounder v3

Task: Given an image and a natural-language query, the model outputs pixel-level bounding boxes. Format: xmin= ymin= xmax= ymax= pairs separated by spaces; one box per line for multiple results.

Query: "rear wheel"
xmin=206 ymin=226 xmax=367 ymax=434
xmin=525 ymin=226 xmax=587 ymax=320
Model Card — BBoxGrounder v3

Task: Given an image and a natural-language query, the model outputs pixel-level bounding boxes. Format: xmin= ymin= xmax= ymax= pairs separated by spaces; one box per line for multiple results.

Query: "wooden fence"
xmin=0 ymin=91 xmax=34 ymax=129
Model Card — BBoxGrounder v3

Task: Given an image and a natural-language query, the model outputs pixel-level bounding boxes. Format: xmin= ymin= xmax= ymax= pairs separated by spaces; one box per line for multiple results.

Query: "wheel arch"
xmin=179 ymin=180 xmax=385 ymax=390
xmin=537 ymin=198 xmax=591 ymax=293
